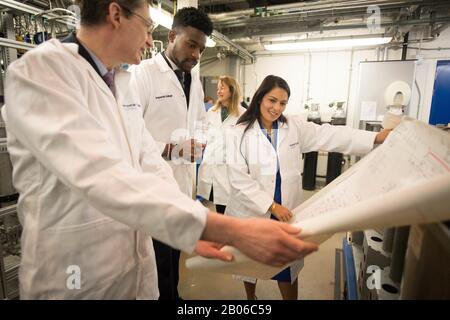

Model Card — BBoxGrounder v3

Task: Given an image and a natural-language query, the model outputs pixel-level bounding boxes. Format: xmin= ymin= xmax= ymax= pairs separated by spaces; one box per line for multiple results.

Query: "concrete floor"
xmin=179 ymin=188 xmax=345 ymax=300
xmin=179 ymin=233 xmax=344 ymax=300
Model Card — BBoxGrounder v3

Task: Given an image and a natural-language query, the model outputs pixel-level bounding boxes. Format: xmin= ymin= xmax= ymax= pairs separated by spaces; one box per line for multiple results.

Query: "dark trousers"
xmin=209 ymin=187 xmax=226 ymax=214
xmin=153 ymin=239 xmax=181 ymax=300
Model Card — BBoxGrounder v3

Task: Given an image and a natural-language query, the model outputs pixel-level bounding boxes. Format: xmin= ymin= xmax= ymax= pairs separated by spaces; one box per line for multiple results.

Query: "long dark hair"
xmin=237 ymin=75 xmax=290 ymax=135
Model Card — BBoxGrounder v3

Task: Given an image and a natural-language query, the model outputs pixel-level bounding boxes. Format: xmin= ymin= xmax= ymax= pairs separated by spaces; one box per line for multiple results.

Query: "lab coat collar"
xmin=248 ymin=117 xmax=289 ymax=151
xmin=278 ymin=119 xmax=289 ymax=147
xmin=161 ymin=51 xmax=179 ymax=71
xmin=58 ymin=39 xmax=131 ymax=100
xmin=210 ymin=105 xmax=242 ymax=126
xmin=279 ymin=117 xmax=289 ymax=128
xmin=155 ymin=52 xmax=175 ymax=74
xmin=247 ymin=120 xmax=277 ymax=156
xmin=154 ymin=52 xmax=186 ymax=97
xmin=62 ymin=33 xmax=103 ymax=78
xmin=253 ymin=117 xmax=289 ymax=130
xmin=155 ymin=52 xmax=200 ymax=77
xmin=83 ymin=45 xmax=109 ymax=77
xmin=44 ymin=40 xmax=136 ymax=164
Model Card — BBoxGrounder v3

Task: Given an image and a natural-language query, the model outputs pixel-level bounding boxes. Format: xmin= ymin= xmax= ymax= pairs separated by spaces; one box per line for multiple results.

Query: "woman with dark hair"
xmin=225 ymin=75 xmax=391 ymax=300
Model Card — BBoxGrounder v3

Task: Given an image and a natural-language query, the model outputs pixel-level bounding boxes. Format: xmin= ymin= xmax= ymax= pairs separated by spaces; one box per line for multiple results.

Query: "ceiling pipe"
xmin=208 ymin=0 xmax=425 ymax=22
xmin=226 ymin=16 xmax=450 ymax=40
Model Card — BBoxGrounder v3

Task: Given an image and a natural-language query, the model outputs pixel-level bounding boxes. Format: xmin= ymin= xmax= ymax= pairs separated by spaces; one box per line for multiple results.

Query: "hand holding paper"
xmin=187 ymin=119 xmax=450 ymax=279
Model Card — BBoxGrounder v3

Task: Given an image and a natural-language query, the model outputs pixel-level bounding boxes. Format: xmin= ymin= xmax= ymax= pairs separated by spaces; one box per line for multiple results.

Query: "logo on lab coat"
xmin=155 ymin=94 xmax=173 ymax=100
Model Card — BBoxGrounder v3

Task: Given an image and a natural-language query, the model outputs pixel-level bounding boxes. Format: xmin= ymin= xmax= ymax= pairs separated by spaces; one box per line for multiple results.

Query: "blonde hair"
xmin=213 ymin=75 xmax=242 ymax=117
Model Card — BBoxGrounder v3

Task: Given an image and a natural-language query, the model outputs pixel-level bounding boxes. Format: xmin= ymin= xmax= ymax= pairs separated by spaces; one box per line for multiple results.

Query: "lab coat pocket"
xmin=33 ymin=218 xmax=135 ymax=298
xmin=281 ymin=171 xmax=302 ymax=210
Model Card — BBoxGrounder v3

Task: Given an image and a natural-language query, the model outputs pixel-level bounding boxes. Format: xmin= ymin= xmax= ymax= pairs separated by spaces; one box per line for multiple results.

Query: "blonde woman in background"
xmin=198 ymin=76 xmax=246 ymax=213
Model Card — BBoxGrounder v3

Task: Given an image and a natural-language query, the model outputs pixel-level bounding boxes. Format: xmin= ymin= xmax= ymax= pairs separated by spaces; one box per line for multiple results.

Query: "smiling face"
xmin=117 ymin=2 xmax=154 ymax=65
xmin=259 ymin=87 xmax=288 ymax=129
xmin=217 ymin=80 xmax=232 ymax=106
xmin=167 ymin=26 xmax=207 ymax=73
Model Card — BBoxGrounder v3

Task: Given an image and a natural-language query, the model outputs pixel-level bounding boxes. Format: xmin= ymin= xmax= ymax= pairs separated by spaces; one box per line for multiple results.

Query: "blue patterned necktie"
xmin=103 ymin=71 xmax=116 ymax=97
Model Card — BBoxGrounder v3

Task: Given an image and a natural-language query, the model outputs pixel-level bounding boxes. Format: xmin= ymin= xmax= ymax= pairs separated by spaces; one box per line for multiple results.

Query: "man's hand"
xmin=270 ymin=203 xmax=293 ymax=222
xmin=195 ymin=240 xmax=233 ymax=262
xmin=231 ymin=219 xmax=318 ymax=267
xmin=202 ymin=213 xmax=319 ymax=268
xmin=375 ymin=129 xmax=392 ymax=144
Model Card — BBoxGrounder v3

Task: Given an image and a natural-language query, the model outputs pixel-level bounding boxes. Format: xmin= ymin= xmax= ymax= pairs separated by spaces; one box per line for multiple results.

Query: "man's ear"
xmin=168 ymin=30 xmax=177 ymax=43
xmin=107 ymin=2 xmax=122 ymax=28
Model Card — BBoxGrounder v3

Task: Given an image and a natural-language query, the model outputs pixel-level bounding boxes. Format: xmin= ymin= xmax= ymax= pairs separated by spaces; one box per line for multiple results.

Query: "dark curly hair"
xmin=172 ymin=7 xmax=213 ymax=36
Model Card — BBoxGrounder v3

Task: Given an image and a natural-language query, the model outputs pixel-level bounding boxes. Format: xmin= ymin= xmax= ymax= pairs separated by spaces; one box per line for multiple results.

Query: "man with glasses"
xmin=131 ymin=6 xmax=213 ymax=301
xmin=121 ymin=4 xmax=156 ymax=37
xmin=2 ymin=0 xmax=318 ymax=299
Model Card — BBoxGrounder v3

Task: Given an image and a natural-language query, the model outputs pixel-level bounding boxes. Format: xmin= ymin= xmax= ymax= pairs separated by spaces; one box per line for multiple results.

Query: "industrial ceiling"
xmin=3 ymin=0 xmax=450 ymax=56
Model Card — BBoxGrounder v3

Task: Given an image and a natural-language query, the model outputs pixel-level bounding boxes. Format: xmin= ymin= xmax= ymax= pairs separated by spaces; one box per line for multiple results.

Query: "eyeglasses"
xmin=120 ymin=5 xmax=155 ymax=35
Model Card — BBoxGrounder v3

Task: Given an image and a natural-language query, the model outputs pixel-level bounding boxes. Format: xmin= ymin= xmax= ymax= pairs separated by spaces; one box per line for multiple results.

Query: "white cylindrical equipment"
xmin=382 ymin=81 xmax=412 ymax=129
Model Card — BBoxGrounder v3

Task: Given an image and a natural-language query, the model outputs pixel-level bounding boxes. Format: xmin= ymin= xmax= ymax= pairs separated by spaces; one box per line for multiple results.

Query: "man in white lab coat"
xmin=2 ymin=0 xmax=318 ymax=299
xmin=132 ymin=7 xmax=212 ymax=300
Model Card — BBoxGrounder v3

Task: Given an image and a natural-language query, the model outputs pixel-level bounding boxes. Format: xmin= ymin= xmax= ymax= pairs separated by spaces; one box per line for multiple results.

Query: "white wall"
xmin=243 ymin=48 xmax=378 ymax=125
xmin=199 ymin=28 xmax=450 ymax=126
xmin=238 ymin=27 xmax=450 ymax=127
xmin=243 ymin=54 xmax=305 ymax=114
xmin=201 ymin=56 xmax=240 ymax=79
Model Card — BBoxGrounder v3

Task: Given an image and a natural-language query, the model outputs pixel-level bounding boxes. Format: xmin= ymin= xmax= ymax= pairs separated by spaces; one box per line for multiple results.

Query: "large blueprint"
xmin=186 ymin=119 xmax=450 ymax=279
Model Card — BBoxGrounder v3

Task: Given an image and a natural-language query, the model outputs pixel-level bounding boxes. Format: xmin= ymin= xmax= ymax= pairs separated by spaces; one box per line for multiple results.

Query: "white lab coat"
xmin=132 ymin=53 xmax=207 ymax=197
xmin=225 ymin=115 xmax=377 ymax=219
xmin=225 ymin=115 xmax=377 ymax=282
xmin=2 ymin=39 xmax=208 ymax=299
xmin=197 ymin=105 xmax=246 ymax=205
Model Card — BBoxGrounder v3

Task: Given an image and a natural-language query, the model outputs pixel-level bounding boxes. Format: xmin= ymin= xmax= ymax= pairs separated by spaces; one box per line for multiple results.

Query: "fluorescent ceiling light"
xmin=264 ymin=37 xmax=392 ymax=51
xmin=263 ymin=34 xmax=308 ymax=42
xmin=150 ymin=7 xmax=173 ymax=30
xmin=206 ymin=37 xmax=216 ymax=47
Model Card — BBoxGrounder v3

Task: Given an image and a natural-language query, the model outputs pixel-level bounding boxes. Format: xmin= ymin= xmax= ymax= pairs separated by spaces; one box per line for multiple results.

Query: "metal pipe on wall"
xmin=345 ymin=49 xmax=354 ymax=112
xmin=402 ymin=32 xmax=409 ymax=60
xmin=306 ymin=52 xmax=312 ymax=104
xmin=384 ymin=46 xmax=389 ymax=61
